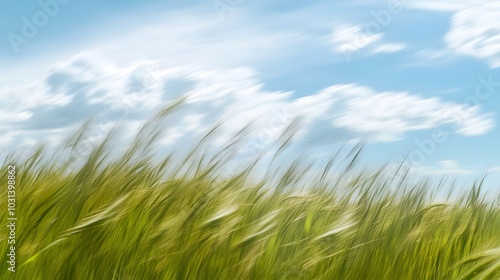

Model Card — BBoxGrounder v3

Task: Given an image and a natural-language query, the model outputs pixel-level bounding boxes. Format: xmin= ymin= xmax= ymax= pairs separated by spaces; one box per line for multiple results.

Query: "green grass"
xmin=1 ymin=103 xmax=500 ymax=279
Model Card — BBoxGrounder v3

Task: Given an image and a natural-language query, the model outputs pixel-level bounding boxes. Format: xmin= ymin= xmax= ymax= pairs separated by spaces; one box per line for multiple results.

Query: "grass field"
xmin=1 ymin=104 xmax=500 ymax=279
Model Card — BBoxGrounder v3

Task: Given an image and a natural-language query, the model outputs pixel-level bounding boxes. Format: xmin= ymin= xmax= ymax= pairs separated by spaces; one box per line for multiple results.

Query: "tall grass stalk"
xmin=1 ymin=103 xmax=499 ymax=279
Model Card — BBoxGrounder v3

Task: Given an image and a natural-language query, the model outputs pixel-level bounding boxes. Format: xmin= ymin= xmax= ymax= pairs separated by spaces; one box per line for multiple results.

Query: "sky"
xmin=1 ymin=0 xmax=500 ymax=191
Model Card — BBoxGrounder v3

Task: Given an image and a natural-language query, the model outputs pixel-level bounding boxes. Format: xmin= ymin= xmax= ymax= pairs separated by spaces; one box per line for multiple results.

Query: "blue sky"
xmin=1 ymin=0 xmax=500 ymax=190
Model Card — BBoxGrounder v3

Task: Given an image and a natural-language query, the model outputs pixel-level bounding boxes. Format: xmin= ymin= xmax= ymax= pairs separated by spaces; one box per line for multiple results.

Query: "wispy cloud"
xmin=489 ymin=166 xmax=500 ymax=173
xmin=406 ymin=0 xmax=492 ymax=12
xmin=370 ymin=43 xmax=407 ymax=54
xmin=331 ymin=24 xmax=384 ymax=53
xmin=330 ymin=23 xmax=407 ymax=59
xmin=404 ymin=159 xmax=476 ymax=176
xmin=406 ymin=1 xmax=473 ymax=12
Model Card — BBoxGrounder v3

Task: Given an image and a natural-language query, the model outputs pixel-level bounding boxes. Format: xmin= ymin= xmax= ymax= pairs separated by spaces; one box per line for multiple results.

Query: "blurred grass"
xmin=1 ymin=102 xmax=500 ymax=279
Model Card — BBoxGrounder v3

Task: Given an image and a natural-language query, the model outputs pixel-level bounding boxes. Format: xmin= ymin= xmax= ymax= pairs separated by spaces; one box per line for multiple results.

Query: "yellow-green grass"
xmin=1 ymin=103 xmax=499 ymax=279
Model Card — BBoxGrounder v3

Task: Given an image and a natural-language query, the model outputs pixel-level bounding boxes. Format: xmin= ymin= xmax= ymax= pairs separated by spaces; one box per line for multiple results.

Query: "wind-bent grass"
xmin=1 ymin=102 xmax=499 ymax=279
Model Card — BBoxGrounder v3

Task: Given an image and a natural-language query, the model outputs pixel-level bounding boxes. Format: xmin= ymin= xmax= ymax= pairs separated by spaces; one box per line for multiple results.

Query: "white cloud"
xmin=407 ymin=1 xmax=500 ymax=68
xmin=439 ymin=160 xmax=460 ymax=169
xmin=415 ymin=164 xmax=475 ymax=175
xmin=371 ymin=43 xmax=407 ymax=54
xmin=455 ymin=106 xmax=495 ymax=136
xmin=490 ymin=167 xmax=500 ymax=173
xmin=330 ymin=23 xmax=406 ymax=58
xmin=389 ymin=160 xmax=476 ymax=180
xmin=413 ymin=48 xmax=455 ymax=62
xmin=93 ymin=12 xmax=309 ymax=73
xmin=0 ymin=55 xmax=494 ymax=152
xmin=406 ymin=0 xmax=500 ymax=12
xmin=291 ymin=84 xmax=494 ymax=143
xmin=445 ymin=3 xmax=500 ymax=68
xmin=406 ymin=1 xmax=476 ymax=12
xmin=331 ymin=24 xmax=383 ymax=53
